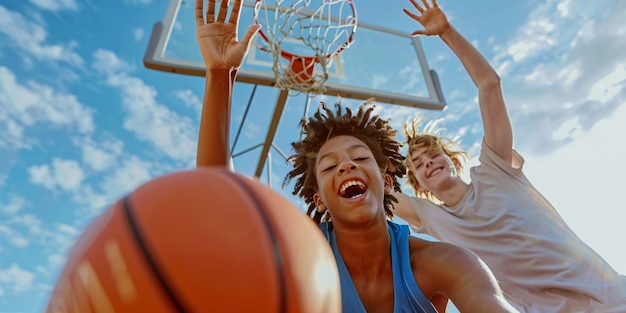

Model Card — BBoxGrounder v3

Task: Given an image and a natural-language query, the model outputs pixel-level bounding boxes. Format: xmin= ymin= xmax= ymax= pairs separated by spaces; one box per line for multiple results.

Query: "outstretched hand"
xmin=195 ymin=0 xmax=261 ymax=71
xmin=403 ymin=0 xmax=450 ymax=37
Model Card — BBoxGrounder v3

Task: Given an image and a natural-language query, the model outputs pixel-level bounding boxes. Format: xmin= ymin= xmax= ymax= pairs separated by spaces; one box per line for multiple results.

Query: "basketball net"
xmin=254 ymin=0 xmax=357 ymax=96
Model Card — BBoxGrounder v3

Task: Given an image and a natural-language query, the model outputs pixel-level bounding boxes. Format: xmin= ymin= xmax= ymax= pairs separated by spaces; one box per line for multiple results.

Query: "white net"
xmin=254 ymin=0 xmax=357 ymax=96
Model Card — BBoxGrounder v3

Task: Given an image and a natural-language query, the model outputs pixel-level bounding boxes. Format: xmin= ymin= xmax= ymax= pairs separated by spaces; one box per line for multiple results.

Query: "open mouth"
xmin=339 ymin=180 xmax=367 ymax=199
xmin=428 ymin=167 xmax=443 ymax=178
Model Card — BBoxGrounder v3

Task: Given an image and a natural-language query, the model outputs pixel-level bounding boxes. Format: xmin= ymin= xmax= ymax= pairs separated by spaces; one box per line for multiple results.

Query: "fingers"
xmin=195 ymin=0 xmax=205 ymax=28
xmin=217 ymin=0 xmax=230 ymax=23
xmin=240 ymin=24 xmax=261 ymax=47
xmin=408 ymin=0 xmax=424 ymax=13
xmin=200 ymin=0 xmax=238 ymax=25
xmin=420 ymin=0 xmax=431 ymax=10
xmin=207 ymin=0 xmax=216 ymax=23
xmin=228 ymin=0 xmax=243 ymax=24
xmin=403 ymin=8 xmax=420 ymax=21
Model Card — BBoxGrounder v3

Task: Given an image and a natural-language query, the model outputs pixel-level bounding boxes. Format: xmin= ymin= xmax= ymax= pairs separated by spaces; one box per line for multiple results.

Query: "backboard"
xmin=143 ymin=0 xmax=447 ymax=181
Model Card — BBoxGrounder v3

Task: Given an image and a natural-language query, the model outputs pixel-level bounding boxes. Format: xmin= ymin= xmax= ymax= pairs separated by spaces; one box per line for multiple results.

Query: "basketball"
xmin=45 ymin=167 xmax=341 ymax=312
xmin=288 ymin=55 xmax=316 ymax=85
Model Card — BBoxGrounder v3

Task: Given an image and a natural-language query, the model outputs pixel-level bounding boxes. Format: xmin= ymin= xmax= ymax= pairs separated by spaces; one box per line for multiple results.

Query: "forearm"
xmin=196 ymin=69 xmax=233 ymax=167
xmin=440 ymin=25 xmax=512 ymax=158
xmin=439 ymin=26 xmax=500 ymax=89
xmin=392 ymin=192 xmax=423 ymax=228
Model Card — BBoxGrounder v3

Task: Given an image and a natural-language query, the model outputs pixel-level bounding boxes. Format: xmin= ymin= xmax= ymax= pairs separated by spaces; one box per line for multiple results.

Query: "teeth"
xmin=340 ymin=180 xmax=365 ymax=195
xmin=430 ymin=168 xmax=442 ymax=178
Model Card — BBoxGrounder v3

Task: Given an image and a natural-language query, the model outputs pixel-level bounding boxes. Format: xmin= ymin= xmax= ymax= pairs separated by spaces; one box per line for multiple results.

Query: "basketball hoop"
xmin=253 ymin=0 xmax=357 ymax=96
xmin=284 ymin=53 xmax=316 ymax=86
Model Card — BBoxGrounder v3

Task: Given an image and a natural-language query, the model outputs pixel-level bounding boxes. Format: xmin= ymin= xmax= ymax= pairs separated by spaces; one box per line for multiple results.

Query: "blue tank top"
xmin=319 ymin=221 xmax=437 ymax=313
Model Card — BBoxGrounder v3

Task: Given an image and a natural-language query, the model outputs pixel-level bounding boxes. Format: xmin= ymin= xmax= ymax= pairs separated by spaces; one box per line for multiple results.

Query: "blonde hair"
xmin=403 ymin=115 xmax=470 ymax=203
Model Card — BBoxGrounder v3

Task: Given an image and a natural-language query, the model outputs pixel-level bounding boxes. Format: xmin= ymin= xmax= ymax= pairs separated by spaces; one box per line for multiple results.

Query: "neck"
xmin=435 ymin=179 xmax=470 ymax=207
xmin=333 ymin=219 xmax=391 ymax=275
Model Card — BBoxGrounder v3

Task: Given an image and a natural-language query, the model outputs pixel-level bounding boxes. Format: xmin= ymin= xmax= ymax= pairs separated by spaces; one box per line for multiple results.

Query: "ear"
xmin=313 ymin=193 xmax=327 ymax=213
xmin=383 ymin=174 xmax=394 ymax=194
xmin=452 ymin=157 xmax=461 ymax=169
xmin=412 ymin=181 xmax=423 ymax=193
xmin=451 ymin=157 xmax=463 ymax=176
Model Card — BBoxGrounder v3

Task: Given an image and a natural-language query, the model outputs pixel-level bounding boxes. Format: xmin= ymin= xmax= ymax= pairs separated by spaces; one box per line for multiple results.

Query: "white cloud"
xmin=10 ymin=214 xmax=44 ymax=237
xmin=173 ymin=89 xmax=203 ymax=116
xmin=42 ymin=223 xmax=80 ymax=257
xmin=98 ymin=155 xmax=152 ymax=201
xmin=0 ymin=264 xmax=35 ymax=293
xmin=0 ymin=225 xmax=29 ymax=248
xmin=524 ymin=100 xmax=626 ymax=275
xmin=28 ymin=158 xmax=85 ymax=192
xmin=69 ymin=155 xmax=154 ymax=216
xmin=74 ymin=137 xmax=124 ymax=172
xmin=56 ymin=223 xmax=79 ymax=236
xmin=0 ymin=67 xmax=94 ymax=149
xmin=28 ymin=0 xmax=79 ymax=11
xmin=91 ymin=49 xmax=134 ymax=76
xmin=124 ymin=0 xmax=153 ymax=5
xmin=0 ymin=195 xmax=25 ymax=215
xmin=0 ymin=6 xmax=83 ymax=66
xmin=28 ymin=166 xmax=56 ymax=190
xmin=489 ymin=0 xmax=626 ymax=156
xmin=587 ymin=64 xmax=625 ymax=103
xmin=92 ymin=50 xmax=197 ymax=162
xmin=133 ymin=27 xmax=144 ymax=41
xmin=47 ymin=254 xmax=65 ymax=267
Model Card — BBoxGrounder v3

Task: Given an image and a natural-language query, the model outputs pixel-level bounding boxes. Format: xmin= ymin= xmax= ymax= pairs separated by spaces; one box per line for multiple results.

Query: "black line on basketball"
xmin=229 ymin=172 xmax=288 ymax=313
xmin=122 ymin=196 xmax=187 ymax=313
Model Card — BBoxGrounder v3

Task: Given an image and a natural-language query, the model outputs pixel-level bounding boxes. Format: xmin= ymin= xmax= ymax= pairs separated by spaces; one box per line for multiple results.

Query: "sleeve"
xmin=478 ymin=139 xmax=525 ymax=175
xmin=406 ymin=196 xmax=435 ymax=234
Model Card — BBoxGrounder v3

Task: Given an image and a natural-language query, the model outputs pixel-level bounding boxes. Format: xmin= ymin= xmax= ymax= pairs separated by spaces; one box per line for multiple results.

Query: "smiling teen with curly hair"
xmin=284 ymin=101 xmax=405 ymax=223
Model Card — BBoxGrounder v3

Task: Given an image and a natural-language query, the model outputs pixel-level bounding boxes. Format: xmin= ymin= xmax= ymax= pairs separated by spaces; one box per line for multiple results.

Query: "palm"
xmin=196 ymin=23 xmax=247 ymax=70
xmin=417 ymin=7 xmax=449 ymax=36
xmin=404 ymin=0 xmax=450 ymax=37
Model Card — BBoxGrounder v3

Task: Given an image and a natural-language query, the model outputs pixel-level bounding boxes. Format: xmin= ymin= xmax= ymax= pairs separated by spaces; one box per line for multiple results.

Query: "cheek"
xmin=414 ymin=169 xmax=427 ymax=181
xmin=315 ymin=172 xmax=332 ymax=193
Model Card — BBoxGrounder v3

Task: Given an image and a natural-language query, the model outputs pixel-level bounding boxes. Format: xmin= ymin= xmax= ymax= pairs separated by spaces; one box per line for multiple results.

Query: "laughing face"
xmin=410 ymin=145 xmax=460 ymax=193
xmin=313 ymin=135 xmax=391 ymax=226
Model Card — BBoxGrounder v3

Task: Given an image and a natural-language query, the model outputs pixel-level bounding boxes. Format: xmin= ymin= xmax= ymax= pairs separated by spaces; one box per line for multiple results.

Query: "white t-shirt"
xmin=407 ymin=141 xmax=626 ymax=312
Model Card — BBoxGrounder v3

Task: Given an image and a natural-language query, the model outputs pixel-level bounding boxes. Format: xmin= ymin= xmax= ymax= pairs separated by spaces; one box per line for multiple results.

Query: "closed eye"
xmin=322 ymin=164 xmax=337 ymax=172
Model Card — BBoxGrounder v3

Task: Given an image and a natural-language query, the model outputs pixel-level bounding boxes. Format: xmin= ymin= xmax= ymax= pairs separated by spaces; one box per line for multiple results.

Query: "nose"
xmin=424 ymin=158 xmax=433 ymax=168
xmin=338 ymin=161 xmax=358 ymax=174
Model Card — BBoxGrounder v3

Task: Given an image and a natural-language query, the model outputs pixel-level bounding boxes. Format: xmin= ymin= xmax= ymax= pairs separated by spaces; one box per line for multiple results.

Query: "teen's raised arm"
xmin=195 ymin=0 xmax=260 ymax=167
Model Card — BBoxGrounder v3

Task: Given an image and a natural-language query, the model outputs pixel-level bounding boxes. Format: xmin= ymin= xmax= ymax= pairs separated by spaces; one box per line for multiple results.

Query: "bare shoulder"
xmin=408 ymin=236 xmax=482 ymax=270
xmin=407 ymin=236 xmax=502 ymax=299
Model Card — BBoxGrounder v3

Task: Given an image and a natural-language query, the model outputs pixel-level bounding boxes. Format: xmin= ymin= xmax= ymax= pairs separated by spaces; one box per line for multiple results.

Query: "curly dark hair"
xmin=283 ymin=100 xmax=406 ymax=224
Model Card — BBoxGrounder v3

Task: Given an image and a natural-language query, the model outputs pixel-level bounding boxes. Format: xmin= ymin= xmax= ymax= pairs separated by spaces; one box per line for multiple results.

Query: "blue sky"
xmin=1 ymin=0 xmax=625 ymax=312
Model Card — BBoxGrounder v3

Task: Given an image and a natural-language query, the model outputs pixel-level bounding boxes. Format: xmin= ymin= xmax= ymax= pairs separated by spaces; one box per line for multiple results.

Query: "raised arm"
xmin=404 ymin=0 xmax=513 ymax=163
xmin=392 ymin=191 xmax=424 ymax=228
xmin=195 ymin=0 xmax=260 ymax=167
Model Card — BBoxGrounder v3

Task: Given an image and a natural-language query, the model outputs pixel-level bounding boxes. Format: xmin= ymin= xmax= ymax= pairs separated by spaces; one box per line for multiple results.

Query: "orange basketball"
xmin=288 ymin=55 xmax=316 ymax=85
xmin=46 ymin=167 xmax=340 ymax=312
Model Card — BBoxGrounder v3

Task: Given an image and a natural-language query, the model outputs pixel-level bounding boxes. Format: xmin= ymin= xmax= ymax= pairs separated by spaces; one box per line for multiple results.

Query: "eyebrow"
xmin=317 ymin=144 xmax=368 ymax=165
xmin=411 ymin=149 xmax=427 ymax=163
